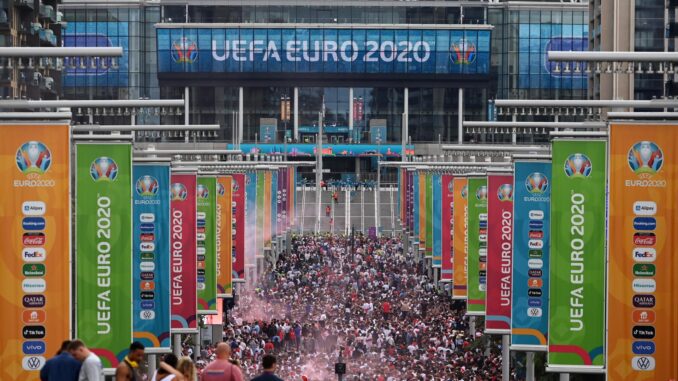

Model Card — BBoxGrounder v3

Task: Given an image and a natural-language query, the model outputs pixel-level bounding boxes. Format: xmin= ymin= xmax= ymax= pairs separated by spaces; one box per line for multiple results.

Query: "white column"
xmin=502 ymin=335 xmax=509 ymax=381
xmin=526 ymin=352 xmax=535 ymax=381
xmin=293 ymin=87 xmax=299 ymax=141
xmin=403 ymin=88 xmax=409 ymax=159
xmin=173 ymin=334 xmax=181 ymax=357
xmin=184 ymin=86 xmax=190 ymax=143
xmin=147 ymin=354 xmax=157 ymax=380
xmin=238 ymin=86 xmax=244 ymax=146
xmin=457 ymin=88 xmax=464 ymax=144
xmin=348 ymin=87 xmax=354 ymax=140
xmin=315 ymin=113 xmax=323 ymax=233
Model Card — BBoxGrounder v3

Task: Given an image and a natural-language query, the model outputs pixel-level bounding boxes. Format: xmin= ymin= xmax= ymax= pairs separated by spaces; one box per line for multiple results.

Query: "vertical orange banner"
xmin=452 ymin=177 xmax=468 ymax=299
xmin=419 ymin=174 xmax=427 ymax=247
xmin=216 ymin=176 xmax=233 ymax=298
xmin=264 ymin=171 xmax=272 ymax=248
xmin=0 ymin=124 xmax=70 ymax=380
xmin=609 ymin=123 xmax=678 ymax=380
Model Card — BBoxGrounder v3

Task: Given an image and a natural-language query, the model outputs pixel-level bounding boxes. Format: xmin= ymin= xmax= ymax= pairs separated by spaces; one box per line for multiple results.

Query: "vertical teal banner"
xmin=466 ymin=177 xmax=488 ymax=315
xmin=432 ymin=174 xmax=442 ymax=267
xmin=133 ymin=163 xmax=171 ymax=350
xmin=426 ymin=173 xmax=434 ymax=258
xmin=197 ymin=176 xmax=217 ymax=314
xmin=548 ymin=140 xmax=606 ymax=371
xmin=76 ymin=143 xmax=132 ymax=368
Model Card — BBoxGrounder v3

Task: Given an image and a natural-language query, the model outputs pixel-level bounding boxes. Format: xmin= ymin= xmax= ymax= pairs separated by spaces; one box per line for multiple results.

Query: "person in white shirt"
xmin=67 ymin=340 xmax=103 ymax=381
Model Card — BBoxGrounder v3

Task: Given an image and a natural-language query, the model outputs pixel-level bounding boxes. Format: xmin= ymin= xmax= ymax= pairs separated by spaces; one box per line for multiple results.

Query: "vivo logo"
xmin=22 ymin=201 xmax=46 ymax=216
xmin=632 ymin=341 xmax=655 ymax=355
xmin=528 ymin=298 xmax=542 ymax=307
xmin=633 ymin=201 xmax=657 ymax=216
xmin=139 ymin=213 xmax=155 ymax=223
xmin=22 ymin=341 xmax=46 ymax=355
xmin=632 ymin=279 xmax=656 ymax=293
xmin=633 ymin=248 xmax=656 ymax=263
xmin=528 ymin=210 xmax=544 ymax=220
xmin=140 ymin=301 xmax=155 ymax=309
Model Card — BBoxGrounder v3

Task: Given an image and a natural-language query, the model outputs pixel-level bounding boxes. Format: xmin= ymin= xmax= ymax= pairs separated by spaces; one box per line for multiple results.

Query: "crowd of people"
xmin=221 ymin=233 xmax=506 ymax=380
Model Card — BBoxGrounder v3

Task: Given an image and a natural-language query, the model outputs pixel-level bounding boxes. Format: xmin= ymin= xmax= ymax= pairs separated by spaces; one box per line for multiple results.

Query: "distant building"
xmin=0 ymin=0 xmax=65 ymax=99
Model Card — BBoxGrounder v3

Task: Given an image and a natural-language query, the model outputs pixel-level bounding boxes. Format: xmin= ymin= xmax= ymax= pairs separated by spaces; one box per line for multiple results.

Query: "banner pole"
xmin=147 ymin=354 xmax=157 ymax=380
xmin=502 ymin=334 xmax=509 ymax=381
xmin=526 ymin=352 xmax=535 ymax=381
xmin=469 ymin=316 xmax=476 ymax=337
xmin=559 ymin=373 xmax=569 ymax=381
xmin=173 ymin=334 xmax=181 ymax=357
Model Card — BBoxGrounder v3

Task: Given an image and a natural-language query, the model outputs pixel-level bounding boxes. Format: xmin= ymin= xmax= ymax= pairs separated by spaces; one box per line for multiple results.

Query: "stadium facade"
xmin=60 ymin=0 xmax=589 ymax=181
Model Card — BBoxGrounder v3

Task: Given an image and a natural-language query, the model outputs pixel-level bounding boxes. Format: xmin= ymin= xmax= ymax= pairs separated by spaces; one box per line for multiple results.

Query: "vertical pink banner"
xmin=231 ymin=173 xmax=246 ymax=282
xmin=170 ymin=172 xmax=198 ymax=332
xmin=485 ymin=174 xmax=514 ymax=334
xmin=441 ymin=174 xmax=454 ymax=282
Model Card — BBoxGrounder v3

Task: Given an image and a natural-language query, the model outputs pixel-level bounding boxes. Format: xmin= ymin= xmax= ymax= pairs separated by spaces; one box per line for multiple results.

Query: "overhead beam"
xmin=0 ymin=47 xmax=123 ymax=57
xmin=463 ymin=121 xmax=606 ymax=129
xmin=548 ymin=51 xmax=678 ymax=62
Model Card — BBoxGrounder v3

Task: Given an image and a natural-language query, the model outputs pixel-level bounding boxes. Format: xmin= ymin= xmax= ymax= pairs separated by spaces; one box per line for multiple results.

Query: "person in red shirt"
xmin=201 ymin=343 xmax=243 ymax=381
xmin=382 ymin=300 xmax=391 ymax=319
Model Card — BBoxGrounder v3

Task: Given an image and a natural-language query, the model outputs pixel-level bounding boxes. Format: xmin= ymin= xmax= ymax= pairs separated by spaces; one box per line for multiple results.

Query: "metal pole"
xmin=238 ymin=87 xmax=244 ymax=147
xmin=316 ymin=112 xmax=323 ymax=234
xmin=389 ymin=185 xmax=395 ymax=236
xmin=195 ymin=332 xmax=200 ymax=361
xmin=526 ymin=352 xmax=535 ymax=381
xmin=293 ymin=87 xmax=299 ymax=141
xmin=469 ymin=317 xmax=476 ymax=337
xmin=147 ymin=354 xmax=156 ymax=380
xmin=301 ymin=184 xmax=306 ymax=233
xmin=403 ymin=88 xmax=409 ymax=161
xmin=501 ymin=335 xmax=509 ymax=381
xmin=559 ymin=374 xmax=570 ymax=381
xmin=184 ymin=87 xmax=190 ymax=143
xmin=173 ymin=334 xmax=181 ymax=357
xmin=331 ymin=186 xmax=335 ymax=234
xmin=349 ymin=88 xmax=354 ymax=140
xmin=361 ymin=187 xmax=365 ymax=233
xmin=373 ymin=185 xmax=378 ymax=235
xmin=458 ymin=88 xmax=464 ymax=144
xmin=512 ymin=114 xmax=517 ymax=144
xmin=345 ymin=188 xmax=351 ymax=235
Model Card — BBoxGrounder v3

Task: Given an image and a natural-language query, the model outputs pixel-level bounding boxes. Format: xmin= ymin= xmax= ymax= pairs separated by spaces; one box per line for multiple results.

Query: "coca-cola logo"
xmin=633 ymin=233 xmax=656 ymax=246
xmin=23 ymin=233 xmax=46 ymax=246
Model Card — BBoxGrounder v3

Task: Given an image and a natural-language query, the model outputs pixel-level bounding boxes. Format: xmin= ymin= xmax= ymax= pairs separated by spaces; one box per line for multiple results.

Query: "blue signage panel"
xmin=518 ymin=23 xmax=588 ymax=89
xmin=157 ymin=27 xmax=491 ymax=75
xmin=511 ymin=161 xmax=551 ymax=350
xmin=132 ymin=163 xmax=171 ymax=350
xmin=63 ymin=22 xmax=130 ymax=87
xmin=231 ymin=143 xmax=412 ymax=158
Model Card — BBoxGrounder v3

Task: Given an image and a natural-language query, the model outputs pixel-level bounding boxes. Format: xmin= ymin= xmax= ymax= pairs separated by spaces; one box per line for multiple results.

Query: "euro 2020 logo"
xmin=447 ymin=180 xmax=454 ymax=193
xmin=217 ymin=182 xmax=225 ymax=197
xmin=628 ymin=141 xmax=663 ymax=177
xmin=16 ymin=141 xmax=52 ymax=175
xmin=450 ymin=39 xmax=476 ymax=65
xmin=476 ymin=185 xmax=487 ymax=200
xmin=564 ymin=153 xmax=592 ymax=178
xmin=171 ymin=183 xmax=188 ymax=201
xmin=136 ymin=175 xmax=159 ymax=197
xmin=171 ymin=37 xmax=198 ymax=64
xmin=460 ymin=185 xmax=468 ymax=200
xmin=197 ymin=184 xmax=209 ymax=199
xmin=497 ymin=184 xmax=513 ymax=202
xmin=525 ymin=172 xmax=549 ymax=194
xmin=232 ymin=179 xmax=240 ymax=192
xmin=90 ymin=157 xmax=119 ymax=182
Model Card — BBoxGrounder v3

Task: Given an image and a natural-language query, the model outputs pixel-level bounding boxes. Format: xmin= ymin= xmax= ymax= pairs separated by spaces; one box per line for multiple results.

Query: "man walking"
xmin=251 ymin=355 xmax=283 ymax=381
xmin=201 ymin=342 xmax=244 ymax=381
xmin=40 ymin=340 xmax=82 ymax=381
xmin=115 ymin=342 xmax=145 ymax=381
xmin=67 ymin=340 xmax=103 ymax=381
